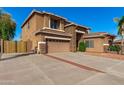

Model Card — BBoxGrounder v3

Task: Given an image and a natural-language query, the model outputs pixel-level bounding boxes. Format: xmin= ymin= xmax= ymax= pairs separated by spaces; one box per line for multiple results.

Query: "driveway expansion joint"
xmin=45 ymin=54 xmax=105 ymax=73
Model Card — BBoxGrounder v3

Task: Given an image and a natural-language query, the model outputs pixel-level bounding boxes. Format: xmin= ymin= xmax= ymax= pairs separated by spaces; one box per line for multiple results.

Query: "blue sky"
xmin=2 ymin=7 xmax=124 ymax=40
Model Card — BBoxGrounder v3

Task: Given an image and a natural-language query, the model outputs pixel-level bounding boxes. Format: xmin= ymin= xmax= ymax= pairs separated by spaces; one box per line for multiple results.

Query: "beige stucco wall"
xmin=104 ymin=36 xmax=114 ymax=44
xmin=60 ymin=19 xmax=65 ymax=30
xmin=22 ymin=14 xmax=37 ymax=50
xmin=35 ymin=13 xmax=44 ymax=31
xmin=44 ymin=14 xmax=50 ymax=28
xmin=22 ymin=15 xmax=36 ymax=41
xmin=104 ymin=36 xmax=110 ymax=44
xmin=21 ymin=13 xmax=49 ymax=50
xmin=84 ymin=38 xmax=104 ymax=53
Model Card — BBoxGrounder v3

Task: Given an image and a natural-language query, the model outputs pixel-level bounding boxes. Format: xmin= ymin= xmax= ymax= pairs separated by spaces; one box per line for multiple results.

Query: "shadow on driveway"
xmin=0 ymin=52 xmax=35 ymax=61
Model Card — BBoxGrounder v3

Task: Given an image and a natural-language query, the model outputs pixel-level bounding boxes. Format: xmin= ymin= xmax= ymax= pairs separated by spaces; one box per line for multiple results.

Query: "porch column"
xmin=37 ymin=35 xmax=47 ymax=54
xmin=71 ymin=31 xmax=76 ymax=52
xmin=37 ymin=41 xmax=47 ymax=54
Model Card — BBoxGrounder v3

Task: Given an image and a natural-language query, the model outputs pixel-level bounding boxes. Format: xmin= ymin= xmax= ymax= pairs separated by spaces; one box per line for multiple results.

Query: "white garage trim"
xmin=45 ymin=36 xmax=71 ymax=40
xmin=76 ymin=30 xmax=85 ymax=34
xmin=38 ymin=41 xmax=46 ymax=44
xmin=103 ymin=43 xmax=109 ymax=46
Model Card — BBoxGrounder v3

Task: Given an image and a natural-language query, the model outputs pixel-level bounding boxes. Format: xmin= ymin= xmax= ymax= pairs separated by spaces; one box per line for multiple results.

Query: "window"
xmin=85 ymin=40 xmax=94 ymax=48
xmin=50 ymin=19 xmax=60 ymax=29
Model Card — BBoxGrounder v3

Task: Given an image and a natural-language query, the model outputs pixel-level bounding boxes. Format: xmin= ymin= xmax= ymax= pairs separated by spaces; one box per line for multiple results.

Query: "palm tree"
xmin=114 ymin=16 xmax=124 ymax=54
xmin=0 ymin=9 xmax=16 ymax=59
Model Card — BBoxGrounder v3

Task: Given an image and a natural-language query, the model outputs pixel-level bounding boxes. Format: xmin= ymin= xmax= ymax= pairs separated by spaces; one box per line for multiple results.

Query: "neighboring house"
xmin=114 ymin=39 xmax=124 ymax=45
xmin=83 ymin=32 xmax=116 ymax=52
xmin=21 ymin=10 xmax=115 ymax=53
xmin=114 ymin=39 xmax=124 ymax=54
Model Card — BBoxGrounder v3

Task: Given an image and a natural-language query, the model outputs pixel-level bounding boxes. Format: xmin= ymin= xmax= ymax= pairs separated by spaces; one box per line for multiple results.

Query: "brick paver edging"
xmin=45 ymin=54 xmax=105 ymax=73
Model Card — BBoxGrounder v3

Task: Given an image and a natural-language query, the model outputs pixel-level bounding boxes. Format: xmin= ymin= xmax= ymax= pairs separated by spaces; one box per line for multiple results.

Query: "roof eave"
xmin=21 ymin=10 xmax=68 ymax=28
xmin=83 ymin=35 xmax=105 ymax=38
xmin=64 ymin=23 xmax=91 ymax=30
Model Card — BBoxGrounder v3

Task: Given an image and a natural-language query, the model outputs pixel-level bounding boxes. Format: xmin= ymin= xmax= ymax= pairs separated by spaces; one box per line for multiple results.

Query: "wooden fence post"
xmin=0 ymin=39 xmax=3 ymax=60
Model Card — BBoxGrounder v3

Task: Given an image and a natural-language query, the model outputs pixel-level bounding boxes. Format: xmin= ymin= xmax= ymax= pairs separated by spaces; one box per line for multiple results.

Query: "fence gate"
xmin=3 ymin=40 xmax=32 ymax=53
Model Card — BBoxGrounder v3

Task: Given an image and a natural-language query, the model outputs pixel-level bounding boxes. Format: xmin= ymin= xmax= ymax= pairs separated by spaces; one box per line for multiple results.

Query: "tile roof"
xmin=64 ymin=22 xmax=91 ymax=30
xmin=83 ymin=32 xmax=116 ymax=38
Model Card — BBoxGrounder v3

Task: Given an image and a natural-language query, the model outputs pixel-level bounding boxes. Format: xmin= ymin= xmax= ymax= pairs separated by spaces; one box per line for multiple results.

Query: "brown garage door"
xmin=47 ymin=39 xmax=70 ymax=53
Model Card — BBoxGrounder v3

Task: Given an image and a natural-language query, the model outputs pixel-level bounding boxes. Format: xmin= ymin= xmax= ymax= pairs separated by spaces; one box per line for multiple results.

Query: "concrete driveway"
xmin=0 ymin=52 xmax=124 ymax=85
xmin=48 ymin=52 xmax=124 ymax=84
xmin=0 ymin=53 xmax=96 ymax=85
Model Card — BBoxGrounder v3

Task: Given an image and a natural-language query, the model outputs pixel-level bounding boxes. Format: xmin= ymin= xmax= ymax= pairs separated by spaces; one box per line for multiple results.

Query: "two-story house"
xmin=21 ymin=10 xmax=115 ymax=53
xmin=21 ymin=10 xmax=90 ymax=53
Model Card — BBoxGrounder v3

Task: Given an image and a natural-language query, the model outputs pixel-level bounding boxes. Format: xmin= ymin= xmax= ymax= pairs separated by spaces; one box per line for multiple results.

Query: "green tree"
xmin=0 ymin=9 xmax=2 ymax=60
xmin=0 ymin=9 xmax=2 ymax=37
xmin=0 ymin=9 xmax=16 ymax=59
xmin=0 ymin=11 xmax=16 ymax=40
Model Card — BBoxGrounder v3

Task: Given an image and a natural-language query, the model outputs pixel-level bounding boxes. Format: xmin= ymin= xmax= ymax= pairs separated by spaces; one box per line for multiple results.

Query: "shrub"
xmin=115 ymin=45 xmax=121 ymax=54
xmin=108 ymin=45 xmax=121 ymax=54
xmin=108 ymin=45 xmax=113 ymax=51
xmin=79 ymin=41 xmax=86 ymax=52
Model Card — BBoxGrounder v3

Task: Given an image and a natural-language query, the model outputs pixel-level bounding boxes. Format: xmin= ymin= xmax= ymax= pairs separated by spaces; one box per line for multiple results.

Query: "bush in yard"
xmin=108 ymin=45 xmax=113 ymax=51
xmin=108 ymin=45 xmax=121 ymax=54
xmin=109 ymin=45 xmax=115 ymax=51
xmin=79 ymin=41 xmax=86 ymax=52
xmin=115 ymin=45 xmax=121 ymax=54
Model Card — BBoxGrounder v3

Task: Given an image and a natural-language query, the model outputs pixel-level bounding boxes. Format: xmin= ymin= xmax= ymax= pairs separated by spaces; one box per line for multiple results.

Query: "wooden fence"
xmin=2 ymin=40 xmax=32 ymax=53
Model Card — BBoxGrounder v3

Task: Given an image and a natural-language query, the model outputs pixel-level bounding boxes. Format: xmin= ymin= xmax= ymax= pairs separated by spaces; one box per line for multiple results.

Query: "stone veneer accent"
xmin=38 ymin=42 xmax=47 ymax=54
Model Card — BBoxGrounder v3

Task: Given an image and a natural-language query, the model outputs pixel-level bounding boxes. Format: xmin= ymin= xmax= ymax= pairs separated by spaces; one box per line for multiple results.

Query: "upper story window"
xmin=85 ymin=40 xmax=94 ymax=48
xmin=50 ymin=19 xmax=60 ymax=29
